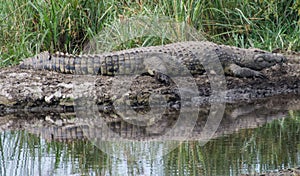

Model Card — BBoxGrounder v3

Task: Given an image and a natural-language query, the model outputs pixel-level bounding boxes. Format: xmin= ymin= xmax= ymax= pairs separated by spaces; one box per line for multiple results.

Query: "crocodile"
xmin=19 ymin=41 xmax=287 ymax=78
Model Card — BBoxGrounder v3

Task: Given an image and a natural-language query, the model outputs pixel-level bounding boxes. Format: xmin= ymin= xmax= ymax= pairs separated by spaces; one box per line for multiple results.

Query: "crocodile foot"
xmin=229 ymin=64 xmax=267 ymax=79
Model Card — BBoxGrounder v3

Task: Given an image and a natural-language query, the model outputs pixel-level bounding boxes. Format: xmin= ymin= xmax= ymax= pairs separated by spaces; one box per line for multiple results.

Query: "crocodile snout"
xmin=274 ymin=53 xmax=287 ymax=64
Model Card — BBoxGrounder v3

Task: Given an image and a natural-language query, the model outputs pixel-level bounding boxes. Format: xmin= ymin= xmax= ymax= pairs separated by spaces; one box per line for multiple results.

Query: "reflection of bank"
xmin=69 ymin=43 xmax=227 ymax=159
xmin=2 ymin=94 xmax=298 ymax=144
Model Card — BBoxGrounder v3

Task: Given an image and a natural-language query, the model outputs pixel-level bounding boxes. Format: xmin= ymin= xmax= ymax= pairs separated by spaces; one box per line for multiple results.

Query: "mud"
xmin=0 ymin=54 xmax=299 ymax=113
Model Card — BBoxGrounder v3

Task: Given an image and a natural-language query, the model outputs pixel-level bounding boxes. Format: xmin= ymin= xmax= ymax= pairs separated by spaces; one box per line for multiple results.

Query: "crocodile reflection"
xmin=0 ymin=94 xmax=299 ymax=142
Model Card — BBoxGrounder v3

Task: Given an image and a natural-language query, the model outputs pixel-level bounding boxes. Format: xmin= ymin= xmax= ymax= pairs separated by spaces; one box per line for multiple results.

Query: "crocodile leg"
xmin=228 ymin=63 xmax=266 ymax=78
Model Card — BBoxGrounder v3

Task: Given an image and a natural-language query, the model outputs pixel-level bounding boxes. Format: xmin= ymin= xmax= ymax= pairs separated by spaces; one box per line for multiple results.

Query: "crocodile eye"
xmin=256 ymin=56 xmax=264 ymax=62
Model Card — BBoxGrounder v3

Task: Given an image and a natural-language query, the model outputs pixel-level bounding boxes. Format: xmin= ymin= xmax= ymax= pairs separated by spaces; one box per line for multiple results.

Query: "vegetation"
xmin=0 ymin=0 xmax=299 ymax=67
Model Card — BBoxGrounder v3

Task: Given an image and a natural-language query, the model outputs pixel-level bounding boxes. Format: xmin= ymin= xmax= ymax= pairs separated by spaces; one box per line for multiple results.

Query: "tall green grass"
xmin=0 ymin=0 xmax=299 ymax=67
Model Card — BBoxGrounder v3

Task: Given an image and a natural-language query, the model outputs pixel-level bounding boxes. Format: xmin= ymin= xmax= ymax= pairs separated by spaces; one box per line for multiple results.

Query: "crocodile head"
xmin=237 ymin=49 xmax=287 ymax=70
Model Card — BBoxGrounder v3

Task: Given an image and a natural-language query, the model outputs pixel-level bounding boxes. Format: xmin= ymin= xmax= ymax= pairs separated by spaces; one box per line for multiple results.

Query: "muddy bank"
xmin=0 ymin=55 xmax=299 ymax=112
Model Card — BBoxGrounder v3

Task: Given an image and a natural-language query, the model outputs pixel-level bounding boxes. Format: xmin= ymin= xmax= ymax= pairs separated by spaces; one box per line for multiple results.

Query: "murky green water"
xmin=1 ymin=116 xmax=300 ymax=176
xmin=0 ymin=97 xmax=300 ymax=176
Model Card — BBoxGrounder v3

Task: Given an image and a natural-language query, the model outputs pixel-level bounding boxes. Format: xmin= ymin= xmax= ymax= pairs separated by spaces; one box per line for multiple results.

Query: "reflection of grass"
xmin=0 ymin=131 xmax=42 ymax=175
xmin=46 ymin=140 xmax=109 ymax=175
xmin=162 ymin=114 xmax=300 ymax=175
xmin=163 ymin=142 xmax=207 ymax=175
xmin=0 ymin=113 xmax=300 ymax=175
xmin=1 ymin=0 xmax=299 ymax=67
xmin=289 ymin=110 xmax=300 ymax=121
xmin=0 ymin=131 xmax=109 ymax=175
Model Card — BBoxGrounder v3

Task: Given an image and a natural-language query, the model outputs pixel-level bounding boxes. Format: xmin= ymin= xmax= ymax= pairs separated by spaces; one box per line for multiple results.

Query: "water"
xmin=0 ymin=95 xmax=299 ymax=176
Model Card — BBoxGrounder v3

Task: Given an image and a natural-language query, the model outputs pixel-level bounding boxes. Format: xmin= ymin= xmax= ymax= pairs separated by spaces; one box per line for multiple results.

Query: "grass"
xmin=0 ymin=0 xmax=299 ymax=67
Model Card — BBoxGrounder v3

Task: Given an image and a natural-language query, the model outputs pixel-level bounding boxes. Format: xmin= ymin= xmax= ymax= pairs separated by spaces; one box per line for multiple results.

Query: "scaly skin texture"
xmin=19 ymin=41 xmax=287 ymax=78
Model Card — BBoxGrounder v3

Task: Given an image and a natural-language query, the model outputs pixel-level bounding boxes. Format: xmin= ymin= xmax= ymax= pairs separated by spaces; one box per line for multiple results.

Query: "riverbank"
xmin=0 ymin=54 xmax=299 ymax=113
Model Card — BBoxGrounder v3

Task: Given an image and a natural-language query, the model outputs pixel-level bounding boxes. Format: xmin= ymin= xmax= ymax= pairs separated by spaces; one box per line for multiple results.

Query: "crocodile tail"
xmin=19 ymin=51 xmax=51 ymax=70
xmin=50 ymin=52 xmax=99 ymax=74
